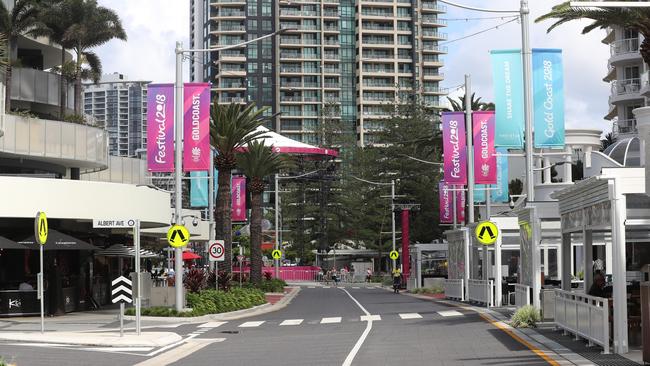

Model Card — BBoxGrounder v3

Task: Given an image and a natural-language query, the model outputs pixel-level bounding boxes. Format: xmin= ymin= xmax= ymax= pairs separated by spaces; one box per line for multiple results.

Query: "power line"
xmin=441 ymin=17 xmax=520 ymax=45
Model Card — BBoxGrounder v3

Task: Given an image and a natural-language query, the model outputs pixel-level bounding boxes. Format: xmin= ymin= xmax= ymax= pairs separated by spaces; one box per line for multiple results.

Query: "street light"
xmin=172 ymin=28 xmax=293 ymax=312
xmin=274 ymin=169 xmax=322 ymax=277
xmin=350 ymin=176 xmax=397 ymax=269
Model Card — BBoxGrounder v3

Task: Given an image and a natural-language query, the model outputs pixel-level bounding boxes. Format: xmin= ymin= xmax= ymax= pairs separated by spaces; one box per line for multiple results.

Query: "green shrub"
xmin=510 ymin=305 xmax=541 ymax=328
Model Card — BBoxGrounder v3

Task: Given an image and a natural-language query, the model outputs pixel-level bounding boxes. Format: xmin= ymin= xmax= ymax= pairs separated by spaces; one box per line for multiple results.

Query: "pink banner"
xmin=146 ymin=84 xmax=174 ymax=172
xmin=456 ymin=187 xmax=466 ymax=224
xmin=473 ymin=111 xmax=497 ymax=184
xmin=442 ymin=112 xmax=467 ymax=184
xmin=439 ymin=181 xmax=453 ymax=224
xmin=232 ymin=176 xmax=247 ymax=222
xmin=183 ymin=83 xmax=211 ymax=171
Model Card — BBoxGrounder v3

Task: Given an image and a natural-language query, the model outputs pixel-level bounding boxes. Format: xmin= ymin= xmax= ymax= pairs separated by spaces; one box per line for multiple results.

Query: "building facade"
xmin=604 ymin=26 xmax=648 ymax=138
xmin=83 ymin=73 xmax=149 ymax=157
xmin=190 ymin=0 xmax=447 ymax=146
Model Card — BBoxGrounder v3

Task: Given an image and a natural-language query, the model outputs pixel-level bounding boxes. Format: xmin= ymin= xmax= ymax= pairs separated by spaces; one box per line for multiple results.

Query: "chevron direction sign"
xmin=111 ymin=276 xmax=133 ymax=304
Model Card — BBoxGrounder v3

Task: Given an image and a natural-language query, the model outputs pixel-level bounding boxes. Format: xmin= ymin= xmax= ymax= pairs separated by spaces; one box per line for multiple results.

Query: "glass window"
xmin=263 ymin=63 xmax=272 ymax=73
xmin=247 ymin=1 xmax=257 ymax=15
xmin=247 ymin=20 xmax=257 ymax=30
xmin=247 ymin=62 xmax=258 ymax=73
xmin=247 ymin=44 xmax=258 ymax=58
xmin=262 ymin=0 xmax=271 ymax=16
xmin=262 ymin=20 xmax=272 ymax=31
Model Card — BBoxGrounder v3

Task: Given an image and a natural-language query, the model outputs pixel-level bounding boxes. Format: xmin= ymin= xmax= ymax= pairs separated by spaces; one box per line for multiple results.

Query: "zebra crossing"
xmin=189 ymin=310 xmax=465 ymax=333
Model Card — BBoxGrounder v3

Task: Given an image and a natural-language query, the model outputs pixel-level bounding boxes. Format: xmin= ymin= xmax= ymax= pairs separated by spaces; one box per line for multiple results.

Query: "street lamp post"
xmin=172 ymin=28 xmax=291 ymax=312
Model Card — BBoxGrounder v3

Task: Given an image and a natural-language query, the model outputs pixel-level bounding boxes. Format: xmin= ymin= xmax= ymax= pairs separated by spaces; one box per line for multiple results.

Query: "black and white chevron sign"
xmin=111 ymin=276 xmax=133 ymax=304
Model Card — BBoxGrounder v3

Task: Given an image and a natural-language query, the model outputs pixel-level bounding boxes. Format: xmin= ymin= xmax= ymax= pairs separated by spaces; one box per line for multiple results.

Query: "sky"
xmin=94 ymin=0 xmax=611 ymax=134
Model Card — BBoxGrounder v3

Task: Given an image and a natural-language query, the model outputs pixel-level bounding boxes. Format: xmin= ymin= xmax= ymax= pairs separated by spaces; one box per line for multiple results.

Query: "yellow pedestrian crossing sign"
xmin=35 ymin=211 xmax=48 ymax=245
xmin=475 ymin=221 xmax=498 ymax=245
xmin=389 ymin=250 xmax=399 ymax=260
xmin=272 ymin=249 xmax=282 ymax=260
xmin=167 ymin=224 xmax=190 ymax=248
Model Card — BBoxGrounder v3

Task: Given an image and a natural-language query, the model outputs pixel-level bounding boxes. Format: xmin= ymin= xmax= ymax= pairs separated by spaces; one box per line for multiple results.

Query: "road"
xmin=0 ymin=285 xmax=550 ymax=366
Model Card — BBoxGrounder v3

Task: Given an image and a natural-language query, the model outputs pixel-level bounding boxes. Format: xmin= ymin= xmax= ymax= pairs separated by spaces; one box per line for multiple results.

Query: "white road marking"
xmin=352 ymin=287 xmax=360 ymax=289
xmin=135 ymin=338 xmax=224 ymax=366
xmin=198 ymin=321 xmax=227 ymax=328
xmin=280 ymin=319 xmax=304 ymax=326
xmin=323 ymin=286 xmax=331 ymax=289
xmin=146 ymin=334 xmax=198 ymax=357
xmin=239 ymin=321 xmax=265 ymax=328
xmin=360 ymin=315 xmax=381 ymax=321
xmin=399 ymin=313 xmax=422 ymax=319
xmin=83 ymin=347 xmax=154 ymax=353
xmin=307 ymin=286 xmax=315 ymax=288
xmin=320 ymin=317 xmax=342 ymax=324
xmin=340 ymin=288 xmax=373 ymax=366
xmin=438 ymin=310 xmax=463 ymax=317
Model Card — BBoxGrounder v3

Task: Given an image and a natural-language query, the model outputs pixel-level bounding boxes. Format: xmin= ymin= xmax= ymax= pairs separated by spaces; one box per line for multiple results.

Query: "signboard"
xmin=146 ymin=84 xmax=175 ymax=172
xmin=183 ymin=83 xmax=211 ymax=171
xmin=441 ymin=112 xmax=467 ymax=185
xmin=389 ymin=250 xmax=399 ymax=260
xmin=472 ymin=111 xmax=496 ymax=184
xmin=111 ymin=276 xmax=133 ymax=304
xmin=167 ymin=225 xmax=190 ymax=248
xmin=491 ymin=50 xmax=524 ymax=148
xmin=232 ymin=176 xmax=247 ymax=222
xmin=93 ymin=219 xmax=137 ymax=228
xmin=475 ymin=221 xmax=499 ymax=245
xmin=272 ymin=249 xmax=282 ymax=260
xmin=209 ymin=240 xmax=225 ymax=262
xmin=533 ymin=48 xmax=565 ymax=148
xmin=35 ymin=212 xmax=48 ymax=245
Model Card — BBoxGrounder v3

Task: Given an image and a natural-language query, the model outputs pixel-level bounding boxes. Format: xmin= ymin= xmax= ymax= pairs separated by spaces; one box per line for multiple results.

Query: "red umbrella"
xmin=182 ymin=251 xmax=202 ymax=261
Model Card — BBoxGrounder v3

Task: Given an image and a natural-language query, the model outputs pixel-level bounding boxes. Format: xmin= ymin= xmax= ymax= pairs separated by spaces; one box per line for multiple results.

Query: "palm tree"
xmin=60 ymin=0 xmax=126 ymax=114
xmin=236 ymin=141 xmax=288 ymax=284
xmin=446 ymin=93 xmax=495 ymax=112
xmin=536 ymin=2 xmax=650 ymax=66
xmin=210 ymin=103 xmax=267 ymax=273
xmin=0 ymin=0 xmax=44 ymax=112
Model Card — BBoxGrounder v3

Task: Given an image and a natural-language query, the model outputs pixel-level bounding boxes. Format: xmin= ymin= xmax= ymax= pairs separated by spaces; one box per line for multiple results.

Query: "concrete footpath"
xmin=0 ymin=331 xmax=181 ymax=348
xmin=408 ymin=292 xmax=641 ymax=366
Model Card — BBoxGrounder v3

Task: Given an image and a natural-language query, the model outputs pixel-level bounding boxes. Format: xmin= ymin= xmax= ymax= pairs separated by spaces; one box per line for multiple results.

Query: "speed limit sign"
xmin=209 ymin=240 xmax=225 ymax=262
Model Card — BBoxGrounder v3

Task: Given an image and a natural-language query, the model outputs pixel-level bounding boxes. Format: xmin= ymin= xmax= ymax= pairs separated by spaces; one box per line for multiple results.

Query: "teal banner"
xmin=474 ymin=184 xmax=486 ymax=203
xmin=190 ymin=169 xmax=218 ymax=207
xmin=491 ymin=147 xmax=509 ymax=203
xmin=491 ymin=50 xmax=524 ymax=148
xmin=533 ymin=49 xmax=565 ymax=148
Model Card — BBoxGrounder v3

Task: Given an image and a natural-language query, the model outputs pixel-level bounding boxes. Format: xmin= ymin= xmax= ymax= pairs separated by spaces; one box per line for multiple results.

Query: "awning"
xmin=0 ymin=236 xmax=26 ymax=250
xmin=182 ymin=251 xmax=202 ymax=261
xmin=18 ymin=230 xmax=99 ymax=251
xmin=97 ymin=244 xmax=160 ymax=258
xmin=239 ymin=126 xmax=338 ymax=157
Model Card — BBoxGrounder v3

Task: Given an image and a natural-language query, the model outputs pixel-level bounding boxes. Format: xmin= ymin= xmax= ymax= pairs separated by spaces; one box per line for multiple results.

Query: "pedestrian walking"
xmin=392 ymin=268 xmax=402 ymax=293
xmin=366 ymin=268 xmax=372 ymax=283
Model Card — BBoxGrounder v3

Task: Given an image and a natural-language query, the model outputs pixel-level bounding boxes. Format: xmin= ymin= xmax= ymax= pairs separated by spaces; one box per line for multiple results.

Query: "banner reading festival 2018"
xmin=456 ymin=187 xmax=465 ymax=224
xmin=183 ymin=83 xmax=211 ymax=171
xmin=472 ymin=111 xmax=496 ymax=184
xmin=439 ymin=181 xmax=453 ymax=224
xmin=442 ymin=112 xmax=467 ymax=185
xmin=146 ymin=84 xmax=174 ymax=172
xmin=231 ymin=176 xmax=247 ymax=222
xmin=491 ymin=50 xmax=524 ymax=148
xmin=533 ymin=49 xmax=565 ymax=148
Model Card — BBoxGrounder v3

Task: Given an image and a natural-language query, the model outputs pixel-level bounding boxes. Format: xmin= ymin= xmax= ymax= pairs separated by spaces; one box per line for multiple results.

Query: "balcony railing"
xmin=610 ymin=38 xmax=640 ymax=56
xmin=421 ymin=2 xmax=446 ymax=11
xmin=612 ymin=78 xmax=641 ymax=95
xmin=422 ymin=30 xmax=447 ymax=39
xmin=362 ymin=24 xmax=394 ymax=31
xmin=220 ymin=97 xmax=246 ymax=103
xmin=362 ymin=10 xmax=394 ymax=17
xmin=216 ymin=10 xmax=246 ymax=16
xmin=363 ymin=38 xmax=393 ymax=44
xmin=218 ymin=25 xmax=246 ymax=31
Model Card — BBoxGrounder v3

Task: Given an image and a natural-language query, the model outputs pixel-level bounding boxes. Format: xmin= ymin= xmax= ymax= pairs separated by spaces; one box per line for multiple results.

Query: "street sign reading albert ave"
xmin=93 ymin=219 xmax=137 ymax=228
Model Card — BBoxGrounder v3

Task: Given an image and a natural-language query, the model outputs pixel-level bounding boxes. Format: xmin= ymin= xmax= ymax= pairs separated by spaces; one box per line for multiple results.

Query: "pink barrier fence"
xmin=232 ymin=266 xmax=322 ymax=282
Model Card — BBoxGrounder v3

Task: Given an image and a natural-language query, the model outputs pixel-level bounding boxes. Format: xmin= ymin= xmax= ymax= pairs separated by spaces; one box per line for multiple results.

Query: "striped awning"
xmin=97 ymin=244 xmax=160 ymax=258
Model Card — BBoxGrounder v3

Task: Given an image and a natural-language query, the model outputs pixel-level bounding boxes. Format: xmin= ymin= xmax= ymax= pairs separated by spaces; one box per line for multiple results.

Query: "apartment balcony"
xmin=220 ymin=68 xmax=246 ymax=76
xmin=280 ymin=52 xmax=304 ymax=60
xmin=422 ymin=86 xmax=448 ymax=95
xmin=218 ymin=51 xmax=246 ymax=62
xmin=323 ymin=66 xmax=340 ymax=74
xmin=280 ymin=23 xmax=320 ymax=31
xmin=421 ymin=16 xmax=447 ymax=26
xmin=421 ymin=2 xmax=446 ymax=12
xmin=609 ymin=38 xmax=642 ymax=66
xmin=324 ymin=82 xmax=341 ymax=89
xmin=609 ymin=78 xmax=644 ymax=105
xmin=324 ymin=39 xmax=340 ymax=47
xmin=219 ymin=96 xmax=246 ymax=104
xmin=212 ymin=0 xmax=246 ymax=5
xmin=422 ymin=57 xmax=444 ymax=67
xmin=614 ymin=118 xmax=637 ymax=136
xmin=362 ymin=81 xmax=395 ymax=90
xmin=363 ymin=38 xmax=394 ymax=47
xmin=422 ymin=30 xmax=447 ymax=40
xmin=323 ymin=10 xmax=339 ymax=17
xmin=361 ymin=10 xmax=394 ymax=18
xmin=323 ymin=24 xmax=340 ymax=33
xmin=603 ymin=63 xmax=616 ymax=82
xmin=280 ymin=37 xmax=302 ymax=46
xmin=213 ymin=10 xmax=246 ymax=18
xmin=361 ymin=53 xmax=394 ymax=61
xmin=324 ymin=53 xmax=340 ymax=61
xmin=215 ymin=25 xmax=246 ymax=33
xmin=10 ymin=68 xmax=74 ymax=116
xmin=422 ymin=45 xmax=448 ymax=54
xmin=362 ymin=24 xmax=394 ymax=33
xmin=280 ymin=66 xmax=303 ymax=74
xmin=360 ymin=0 xmax=394 ymax=4
xmin=216 ymin=83 xmax=246 ymax=90
xmin=422 ymin=71 xmax=444 ymax=80
xmin=279 ymin=9 xmax=320 ymax=17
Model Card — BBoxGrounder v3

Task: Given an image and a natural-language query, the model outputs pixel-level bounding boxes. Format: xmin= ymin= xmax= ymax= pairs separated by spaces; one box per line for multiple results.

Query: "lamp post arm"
xmin=179 ymin=29 xmax=292 ymax=54
xmin=437 ymin=0 xmax=518 ymax=13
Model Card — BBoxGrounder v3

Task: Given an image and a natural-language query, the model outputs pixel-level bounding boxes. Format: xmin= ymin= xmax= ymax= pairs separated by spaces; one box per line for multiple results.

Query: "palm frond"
xmin=236 ymin=140 xmax=289 ymax=192
xmin=210 ymin=103 xmax=270 ymax=159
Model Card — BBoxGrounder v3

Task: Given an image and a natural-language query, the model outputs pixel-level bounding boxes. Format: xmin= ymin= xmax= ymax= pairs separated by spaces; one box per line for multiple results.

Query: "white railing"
xmin=514 ymin=284 xmax=531 ymax=307
xmin=444 ymin=279 xmax=464 ymax=301
xmin=468 ymin=279 xmax=494 ymax=306
xmin=554 ymin=289 xmax=610 ymax=354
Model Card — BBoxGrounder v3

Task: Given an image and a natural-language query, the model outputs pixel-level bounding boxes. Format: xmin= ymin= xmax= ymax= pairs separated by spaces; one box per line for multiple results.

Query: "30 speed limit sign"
xmin=209 ymin=240 xmax=225 ymax=262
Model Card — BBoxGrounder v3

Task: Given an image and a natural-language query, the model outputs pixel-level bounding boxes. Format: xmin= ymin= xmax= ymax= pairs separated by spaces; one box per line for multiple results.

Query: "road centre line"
xmin=340 ymin=287 xmax=373 ymax=366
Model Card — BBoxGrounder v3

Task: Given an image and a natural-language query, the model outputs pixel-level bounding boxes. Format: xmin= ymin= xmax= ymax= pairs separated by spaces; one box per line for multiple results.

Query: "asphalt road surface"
xmin=0 ymin=285 xmax=550 ymax=366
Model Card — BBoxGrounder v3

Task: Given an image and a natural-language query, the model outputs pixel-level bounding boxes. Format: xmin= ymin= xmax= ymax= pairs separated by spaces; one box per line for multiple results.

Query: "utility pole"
xmin=464 ymin=74 xmax=475 ymax=222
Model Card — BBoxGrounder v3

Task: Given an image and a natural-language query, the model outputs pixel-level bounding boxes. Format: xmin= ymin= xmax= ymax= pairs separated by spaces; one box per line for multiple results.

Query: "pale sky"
xmin=94 ymin=0 xmax=611 ymax=134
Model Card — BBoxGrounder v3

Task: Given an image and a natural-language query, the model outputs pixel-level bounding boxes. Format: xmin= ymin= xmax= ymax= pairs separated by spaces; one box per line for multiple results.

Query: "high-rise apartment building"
xmin=603 ymin=27 xmax=648 ymax=138
xmin=84 ymin=73 xmax=149 ymax=157
xmin=190 ymin=0 xmax=447 ymax=146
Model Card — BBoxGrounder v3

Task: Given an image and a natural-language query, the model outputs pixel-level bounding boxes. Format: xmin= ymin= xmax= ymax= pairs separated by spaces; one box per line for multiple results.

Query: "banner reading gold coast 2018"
xmin=533 ymin=49 xmax=565 ymax=148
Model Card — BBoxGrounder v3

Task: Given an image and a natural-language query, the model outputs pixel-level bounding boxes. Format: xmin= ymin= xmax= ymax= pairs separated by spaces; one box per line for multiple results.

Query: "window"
xmin=262 ymin=20 xmax=272 ymax=31
xmin=247 ymin=1 xmax=257 ymax=15
xmin=247 ymin=62 xmax=258 ymax=73
xmin=624 ymin=66 xmax=640 ymax=80
xmin=247 ymin=20 xmax=257 ymax=30
xmin=262 ymin=63 xmax=272 ymax=73
xmin=247 ymin=44 xmax=257 ymax=58
xmin=262 ymin=0 xmax=271 ymax=15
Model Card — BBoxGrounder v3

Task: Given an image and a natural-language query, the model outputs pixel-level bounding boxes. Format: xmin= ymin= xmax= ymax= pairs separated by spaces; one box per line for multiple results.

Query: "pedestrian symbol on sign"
xmin=389 ymin=250 xmax=399 ymax=260
xmin=475 ymin=221 xmax=499 ymax=245
xmin=272 ymin=249 xmax=282 ymax=260
xmin=167 ymin=225 xmax=190 ymax=248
